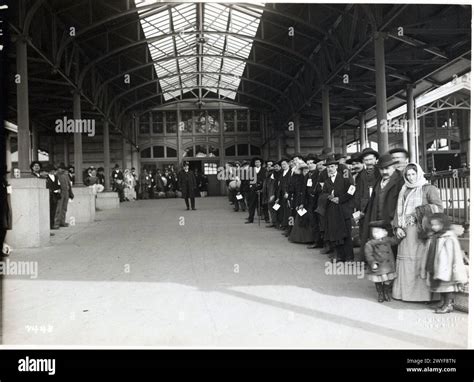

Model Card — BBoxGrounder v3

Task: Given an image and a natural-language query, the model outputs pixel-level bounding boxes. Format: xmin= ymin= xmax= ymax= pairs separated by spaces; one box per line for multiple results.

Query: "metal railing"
xmin=425 ymin=165 xmax=470 ymax=229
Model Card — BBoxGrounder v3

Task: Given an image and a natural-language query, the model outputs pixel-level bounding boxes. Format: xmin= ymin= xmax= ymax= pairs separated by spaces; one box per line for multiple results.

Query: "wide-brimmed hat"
xmin=319 ymin=147 xmax=334 ymax=160
xmin=377 ymin=153 xmax=399 ymax=169
xmin=325 ymin=159 xmax=339 ymax=166
xmin=334 ymin=153 xmax=346 ymax=161
xmin=346 ymin=152 xmax=362 ymax=164
xmin=58 ymin=162 xmax=68 ymax=170
xmin=360 ymin=147 xmax=380 ymax=160
xmin=305 ymin=153 xmax=319 ymax=163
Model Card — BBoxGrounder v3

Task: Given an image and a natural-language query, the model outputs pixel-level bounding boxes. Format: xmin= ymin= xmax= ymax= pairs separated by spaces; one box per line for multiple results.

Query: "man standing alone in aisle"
xmin=178 ymin=162 xmax=197 ymax=210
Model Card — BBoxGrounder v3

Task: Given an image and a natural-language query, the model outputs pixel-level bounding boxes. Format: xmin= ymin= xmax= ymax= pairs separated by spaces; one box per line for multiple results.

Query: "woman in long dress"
xmin=288 ymin=163 xmax=314 ymax=243
xmin=392 ymin=163 xmax=443 ymax=302
xmin=124 ymin=169 xmax=137 ymax=201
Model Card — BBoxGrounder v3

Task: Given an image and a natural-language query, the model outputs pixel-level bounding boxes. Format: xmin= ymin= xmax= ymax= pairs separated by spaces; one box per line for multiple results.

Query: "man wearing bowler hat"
xmin=360 ymin=152 xmax=405 ymax=255
xmin=178 ymin=162 xmax=197 ymax=210
xmin=245 ymin=157 xmax=266 ymax=224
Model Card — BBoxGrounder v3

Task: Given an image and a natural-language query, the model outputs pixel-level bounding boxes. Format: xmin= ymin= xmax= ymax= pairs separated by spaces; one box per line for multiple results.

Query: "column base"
xmin=66 ymin=187 xmax=95 ymax=224
xmin=96 ymin=192 xmax=120 ymax=210
xmin=5 ymin=177 xmax=50 ymax=248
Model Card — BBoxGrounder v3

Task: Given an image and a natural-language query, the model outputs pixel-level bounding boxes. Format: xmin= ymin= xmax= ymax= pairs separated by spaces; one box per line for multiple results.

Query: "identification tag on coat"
xmin=307 ymin=179 xmax=313 ymax=187
xmin=369 ymin=186 xmax=373 ymax=197
xmin=236 ymin=194 xmax=243 ymax=200
xmin=297 ymin=208 xmax=307 ymax=216
xmin=271 ymin=174 xmax=274 ymax=180
xmin=347 ymin=185 xmax=356 ymax=195
xmin=352 ymin=211 xmax=361 ymax=221
xmin=273 ymin=203 xmax=280 ymax=211
xmin=6 ymin=185 xmax=12 ymax=194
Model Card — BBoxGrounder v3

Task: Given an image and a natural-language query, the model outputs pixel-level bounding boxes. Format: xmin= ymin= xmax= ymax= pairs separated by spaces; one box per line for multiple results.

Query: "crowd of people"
xmin=22 ymin=161 xmax=209 ymax=231
xmin=224 ymin=147 xmax=468 ymax=313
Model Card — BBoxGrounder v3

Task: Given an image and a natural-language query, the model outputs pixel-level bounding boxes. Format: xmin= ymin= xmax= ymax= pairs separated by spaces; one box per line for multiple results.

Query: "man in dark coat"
xmin=112 ymin=164 xmax=125 ymax=202
xmin=305 ymin=154 xmax=323 ymax=248
xmin=245 ymin=157 xmax=266 ymax=224
xmin=44 ymin=164 xmax=62 ymax=230
xmin=353 ymin=147 xmax=381 ymax=259
xmin=361 ymin=153 xmax=404 ymax=259
xmin=178 ymin=162 xmax=197 ymax=210
xmin=320 ymin=160 xmax=356 ymax=262
xmin=54 ymin=163 xmax=74 ymax=228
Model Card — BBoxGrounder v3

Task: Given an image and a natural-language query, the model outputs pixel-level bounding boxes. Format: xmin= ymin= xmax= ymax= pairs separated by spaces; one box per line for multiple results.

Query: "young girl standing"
xmin=422 ymin=213 xmax=468 ymax=314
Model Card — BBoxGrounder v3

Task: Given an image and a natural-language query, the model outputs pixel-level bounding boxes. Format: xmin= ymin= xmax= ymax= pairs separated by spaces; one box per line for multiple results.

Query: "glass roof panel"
xmin=136 ymin=1 xmax=264 ymax=101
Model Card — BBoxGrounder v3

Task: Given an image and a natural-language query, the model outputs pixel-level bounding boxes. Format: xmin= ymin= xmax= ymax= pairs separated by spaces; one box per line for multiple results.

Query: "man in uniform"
xmin=245 ymin=157 xmax=266 ymax=224
xmin=178 ymin=162 xmax=197 ymax=210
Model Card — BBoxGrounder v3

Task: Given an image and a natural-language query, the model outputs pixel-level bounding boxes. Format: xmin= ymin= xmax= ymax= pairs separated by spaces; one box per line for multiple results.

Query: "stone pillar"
xmin=73 ymin=91 xmax=83 ymax=184
xmin=5 ymin=177 xmax=50 ymax=248
xmin=374 ymin=32 xmax=389 ymax=154
xmin=322 ymin=86 xmax=331 ymax=149
xmin=16 ymin=36 xmax=31 ymax=174
xmin=406 ymin=84 xmax=417 ymax=163
xmin=294 ymin=114 xmax=301 ymax=154
xmin=103 ymin=119 xmax=111 ymax=191
xmin=359 ymin=112 xmax=367 ymax=150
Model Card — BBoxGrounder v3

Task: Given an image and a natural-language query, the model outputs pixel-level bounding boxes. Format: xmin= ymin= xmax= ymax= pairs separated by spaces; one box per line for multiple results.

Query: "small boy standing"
xmin=364 ymin=220 xmax=398 ymax=303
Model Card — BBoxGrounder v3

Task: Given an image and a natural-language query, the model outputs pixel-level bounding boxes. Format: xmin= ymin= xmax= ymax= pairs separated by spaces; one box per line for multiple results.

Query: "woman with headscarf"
xmin=392 ymin=163 xmax=444 ymax=302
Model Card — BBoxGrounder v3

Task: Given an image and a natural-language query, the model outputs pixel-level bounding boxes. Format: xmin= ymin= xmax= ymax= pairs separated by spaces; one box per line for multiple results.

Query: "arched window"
xmin=166 ymin=147 xmax=177 ymax=157
xmin=140 ymin=147 xmax=152 ymax=158
xmin=153 ymin=146 xmax=165 ymax=158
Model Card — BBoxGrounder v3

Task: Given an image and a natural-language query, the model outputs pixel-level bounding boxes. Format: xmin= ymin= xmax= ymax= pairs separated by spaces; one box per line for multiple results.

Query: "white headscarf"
xmin=396 ymin=163 xmax=428 ymax=228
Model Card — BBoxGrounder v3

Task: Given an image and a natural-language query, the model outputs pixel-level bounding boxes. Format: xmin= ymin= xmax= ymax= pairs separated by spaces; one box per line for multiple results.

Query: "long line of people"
xmin=226 ymin=148 xmax=468 ymax=313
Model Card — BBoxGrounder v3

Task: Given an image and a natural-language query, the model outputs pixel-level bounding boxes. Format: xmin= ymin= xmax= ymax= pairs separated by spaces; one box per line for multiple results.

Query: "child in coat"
xmin=422 ymin=213 xmax=468 ymax=314
xmin=364 ymin=220 xmax=398 ymax=303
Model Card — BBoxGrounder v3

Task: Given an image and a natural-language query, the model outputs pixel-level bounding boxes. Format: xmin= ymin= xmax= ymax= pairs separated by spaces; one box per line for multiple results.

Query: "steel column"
xmin=406 ymin=84 xmax=417 ymax=162
xmin=16 ymin=37 xmax=31 ymax=173
xmin=73 ymin=91 xmax=83 ymax=185
xmin=294 ymin=114 xmax=301 ymax=154
xmin=103 ymin=119 xmax=111 ymax=190
xmin=359 ymin=112 xmax=367 ymax=150
xmin=322 ymin=86 xmax=331 ymax=149
xmin=374 ymin=32 xmax=389 ymax=154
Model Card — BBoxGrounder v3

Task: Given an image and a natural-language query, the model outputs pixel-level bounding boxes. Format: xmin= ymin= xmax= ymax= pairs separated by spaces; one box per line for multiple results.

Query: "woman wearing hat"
xmin=392 ymin=163 xmax=443 ymax=302
xmin=288 ymin=162 xmax=313 ymax=243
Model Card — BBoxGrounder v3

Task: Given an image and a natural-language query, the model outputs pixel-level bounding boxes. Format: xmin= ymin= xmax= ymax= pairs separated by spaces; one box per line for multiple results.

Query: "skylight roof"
xmin=136 ymin=1 xmax=264 ymax=101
